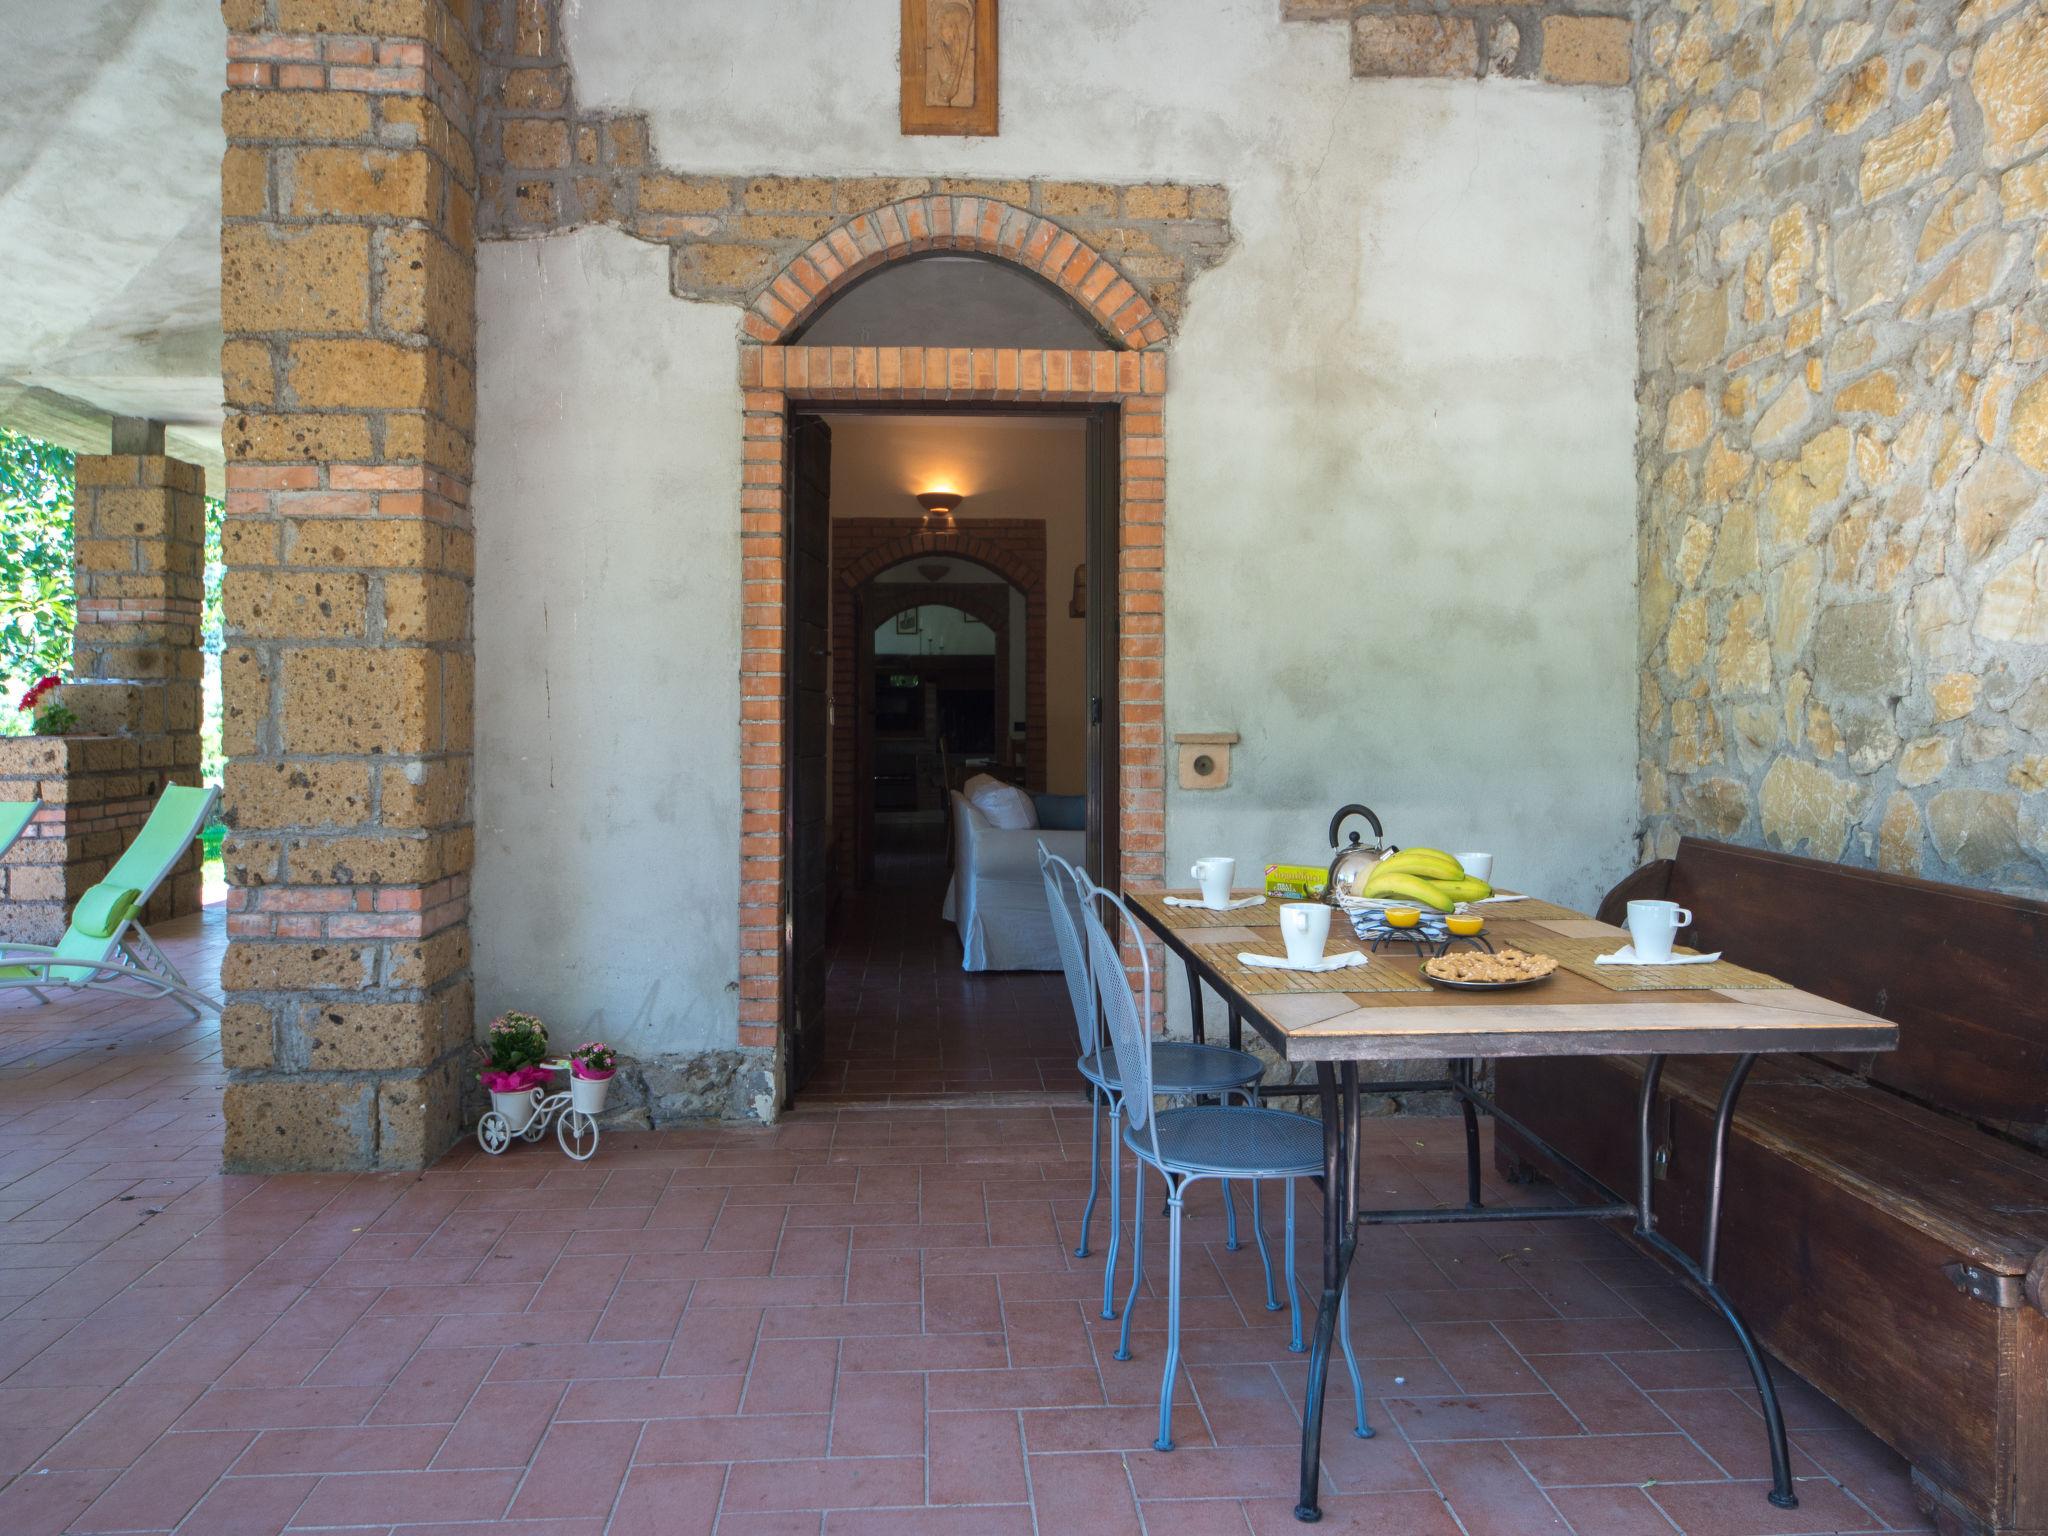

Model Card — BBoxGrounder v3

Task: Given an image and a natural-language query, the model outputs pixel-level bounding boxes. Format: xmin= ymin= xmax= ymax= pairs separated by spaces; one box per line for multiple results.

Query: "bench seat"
xmin=1495 ymin=838 xmax=2048 ymax=1536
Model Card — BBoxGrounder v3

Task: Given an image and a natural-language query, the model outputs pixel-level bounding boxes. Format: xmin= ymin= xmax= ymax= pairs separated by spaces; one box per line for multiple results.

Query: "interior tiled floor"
xmin=0 ymin=883 xmax=1931 ymax=1534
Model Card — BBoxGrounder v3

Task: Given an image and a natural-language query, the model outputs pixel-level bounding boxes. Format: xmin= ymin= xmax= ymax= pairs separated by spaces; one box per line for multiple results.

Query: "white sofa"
xmin=942 ymin=790 xmax=1085 ymax=971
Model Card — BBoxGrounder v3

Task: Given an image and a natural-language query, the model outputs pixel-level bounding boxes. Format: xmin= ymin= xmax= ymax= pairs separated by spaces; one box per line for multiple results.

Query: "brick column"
xmin=0 ymin=447 xmax=214 ymax=941
xmin=217 ymin=0 xmax=479 ymax=1172
xmin=68 ymin=449 xmax=207 ymax=776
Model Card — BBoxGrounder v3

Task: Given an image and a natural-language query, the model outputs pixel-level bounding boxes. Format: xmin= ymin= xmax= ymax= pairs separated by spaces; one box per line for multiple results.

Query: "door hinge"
xmin=1089 ymin=696 xmax=1103 ymax=725
xmin=1941 ymin=1261 xmax=2025 ymax=1309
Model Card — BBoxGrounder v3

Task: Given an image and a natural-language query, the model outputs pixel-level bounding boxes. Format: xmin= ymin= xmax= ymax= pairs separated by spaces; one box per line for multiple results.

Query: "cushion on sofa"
xmin=968 ymin=779 xmax=1037 ymax=830
xmin=1032 ymin=793 xmax=1085 ymax=831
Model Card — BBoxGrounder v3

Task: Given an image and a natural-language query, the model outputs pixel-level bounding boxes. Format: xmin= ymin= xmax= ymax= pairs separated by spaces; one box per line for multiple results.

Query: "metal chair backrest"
xmin=1038 ymin=843 xmax=1096 ymax=1062
xmin=1075 ymin=871 xmax=1160 ymax=1160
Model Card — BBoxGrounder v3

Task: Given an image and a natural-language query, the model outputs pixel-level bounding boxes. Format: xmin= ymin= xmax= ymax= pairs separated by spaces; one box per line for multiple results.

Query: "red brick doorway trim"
xmin=736 ymin=346 xmax=1166 ymax=1089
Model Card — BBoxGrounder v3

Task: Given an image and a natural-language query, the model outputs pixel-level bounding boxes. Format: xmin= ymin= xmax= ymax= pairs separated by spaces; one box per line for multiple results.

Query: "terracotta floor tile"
xmin=605 ymin=1462 xmax=724 ymax=1535
xmin=720 ymin=1454 xmax=927 ymax=1512
xmin=432 ymin=1380 xmax=565 ymax=1469
xmin=507 ymin=1418 xmax=639 ymax=1518
xmin=235 ymin=1423 xmax=447 ymax=1475
xmin=926 ymin=1408 xmax=1028 ymax=1504
xmin=0 ymin=899 xmax=1933 ymax=1536
xmin=1647 ymin=1478 xmax=1892 ymax=1535
xmin=1546 ymin=1484 xmax=1685 ymax=1535
xmin=635 ymin=1411 xmax=829 ymax=1464
xmin=288 ymin=1467 xmax=521 ymax=1526
xmin=173 ymin=1473 xmax=318 ymax=1535
xmin=1381 ymin=1392 xmax=1588 ymax=1442
xmin=1413 ymin=1440 xmax=1571 ymax=1535
xmin=72 ymin=1428 xmax=253 ymax=1532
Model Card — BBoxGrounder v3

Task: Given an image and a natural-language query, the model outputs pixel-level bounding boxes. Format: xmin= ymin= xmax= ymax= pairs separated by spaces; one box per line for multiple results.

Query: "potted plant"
xmin=479 ymin=1011 xmax=551 ymax=1132
xmin=569 ymin=1041 xmax=617 ymax=1115
xmin=19 ymin=675 xmax=75 ymax=735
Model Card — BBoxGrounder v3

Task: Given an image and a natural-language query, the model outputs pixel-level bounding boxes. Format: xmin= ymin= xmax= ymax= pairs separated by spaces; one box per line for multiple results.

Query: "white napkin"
xmin=1239 ymin=949 xmax=1370 ymax=973
xmin=1596 ymin=945 xmax=1722 ymax=966
xmin=1164 ymin=894 xmax=1265 ymax=911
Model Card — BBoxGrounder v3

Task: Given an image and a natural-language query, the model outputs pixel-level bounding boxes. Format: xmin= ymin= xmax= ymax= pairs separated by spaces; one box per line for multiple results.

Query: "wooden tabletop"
xmin=1128 ymin=890 xmax=1900 ymax=1064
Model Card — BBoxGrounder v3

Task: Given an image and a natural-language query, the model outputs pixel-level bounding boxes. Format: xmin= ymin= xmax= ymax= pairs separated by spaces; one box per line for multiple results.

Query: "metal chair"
xmin=1039 ymin=845 xmax=1275 ymax=1322
xmin=1076 ymin=869 xmax=1371 ymax=1454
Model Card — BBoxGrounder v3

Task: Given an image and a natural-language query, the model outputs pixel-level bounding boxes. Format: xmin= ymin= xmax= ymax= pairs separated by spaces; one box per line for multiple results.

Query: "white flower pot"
xmin=491 ymin=1087 xmax=538 ymax=1132
xmin=570 ymin=1072 xmax=612 ymax=1115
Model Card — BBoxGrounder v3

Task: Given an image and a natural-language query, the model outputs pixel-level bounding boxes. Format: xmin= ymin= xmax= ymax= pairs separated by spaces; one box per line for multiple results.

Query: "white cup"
xmin=1457 ymin=851 xmax=1494 ymax=883
xmin=1280 ymin=902 xmax=1333 ymax=968
xmin=1190 ymin=856 xmax=1235 ymax=908
xmin=1626 ymin=899 xmax=1694 ymax=963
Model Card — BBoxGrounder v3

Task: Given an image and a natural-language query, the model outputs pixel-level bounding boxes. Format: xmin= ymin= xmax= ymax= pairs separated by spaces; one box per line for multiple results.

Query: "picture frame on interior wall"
xmin=897 ymin=609 xmax=922 ymax=634
xmin=901 ymin=0 xmax=998 ymax=136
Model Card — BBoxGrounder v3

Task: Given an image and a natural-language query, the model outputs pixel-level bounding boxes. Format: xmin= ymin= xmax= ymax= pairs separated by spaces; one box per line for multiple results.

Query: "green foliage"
xmin=0 ymin=430 xmax=227 ymax=775
xmin=0 ymin=429 xmax=75 ymax=700
xmin=201 ymin=491 xmax=225 ymax=784
xmin=483 ymin=1012 xmax=551 ymax=1073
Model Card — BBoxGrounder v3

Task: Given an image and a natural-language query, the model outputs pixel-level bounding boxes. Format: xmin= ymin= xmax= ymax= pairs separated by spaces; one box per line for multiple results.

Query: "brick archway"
xmin=736 ymin=337 xmax=1168 ymax=1089
xmin=833 ymin=527 xmax=1047 ymax=884
xmin=743 ymin=196 xmax=1168 ymax=350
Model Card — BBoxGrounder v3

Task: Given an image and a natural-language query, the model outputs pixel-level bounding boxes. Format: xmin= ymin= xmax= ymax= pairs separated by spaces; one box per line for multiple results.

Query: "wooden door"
xmin=1083 ymin=408 xmax=1120 ymax=890
xmin=785 ymin=414 xmax=831 ymax=1100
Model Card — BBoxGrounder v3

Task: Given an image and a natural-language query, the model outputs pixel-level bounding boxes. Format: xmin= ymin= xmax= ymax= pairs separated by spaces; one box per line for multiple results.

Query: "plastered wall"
xmin=473 ymin=0 xmax=1640 ymax=1076
xmin=474 ymin=229 xmax=743 ymax=1063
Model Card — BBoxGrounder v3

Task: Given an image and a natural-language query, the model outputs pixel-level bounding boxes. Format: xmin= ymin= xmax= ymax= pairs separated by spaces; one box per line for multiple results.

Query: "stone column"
xmin=0 ymin=445 xmax=208 ymax=943
xmin=217 ymin=0 xmax=479 ymax=1172
xmin=69 ymin=446 xmax=208 ymax=769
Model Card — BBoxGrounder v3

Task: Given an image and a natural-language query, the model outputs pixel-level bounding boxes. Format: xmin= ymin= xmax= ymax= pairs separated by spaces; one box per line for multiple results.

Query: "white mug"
xmin=1280 ymin=902 xmax=1332 ymax=968
xmin=1626 ymin=899 xmax=1694 ymax=963
xmin=1456 ymin=851 xmax=1494 ymax=884
xmin=1191 ymin=856 xmax=1235 ymax=908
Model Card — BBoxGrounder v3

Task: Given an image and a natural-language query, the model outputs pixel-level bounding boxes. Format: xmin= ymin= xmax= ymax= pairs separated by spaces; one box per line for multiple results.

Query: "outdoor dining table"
xmin=1123 ymin=886 xmax=1899 ymax=1525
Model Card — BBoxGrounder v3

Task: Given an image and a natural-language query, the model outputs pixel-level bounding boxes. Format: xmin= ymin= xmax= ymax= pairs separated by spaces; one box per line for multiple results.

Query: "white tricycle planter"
xmin=476 ymin=1058 xmax=610 ymax=1161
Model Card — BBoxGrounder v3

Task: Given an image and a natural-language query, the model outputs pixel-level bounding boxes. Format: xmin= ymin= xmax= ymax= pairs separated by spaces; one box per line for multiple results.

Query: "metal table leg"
xmin=1453 ymin=1058 xmax=1482 ymax=1210
xmin=1187 ymin=959 xmax=1206 ymax=1045
xmin=1632 ymin=1052 xmax=1797 ymax=1510
xmin=1294 ymin=1062 xmax=1359 ymax=1523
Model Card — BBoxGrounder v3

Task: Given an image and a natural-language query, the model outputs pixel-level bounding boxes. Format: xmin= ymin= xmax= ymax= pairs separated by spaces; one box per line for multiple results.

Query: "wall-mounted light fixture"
xmin=916 ymin=490 xmax=964 ymax=530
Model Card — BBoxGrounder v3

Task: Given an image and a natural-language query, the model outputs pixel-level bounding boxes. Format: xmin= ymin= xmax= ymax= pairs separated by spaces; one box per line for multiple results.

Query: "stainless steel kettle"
xmin=1324 ymin=804 xmax=1393 ymax=904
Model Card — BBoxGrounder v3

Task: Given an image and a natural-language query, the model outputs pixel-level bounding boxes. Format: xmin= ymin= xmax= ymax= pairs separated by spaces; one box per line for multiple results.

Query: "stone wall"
xmin=0 ymin=737 xmax=201 ymax=944
xmin=217 ymin=0 xmax=480 ymax=1171
xmin=1636 ymin=0 xmax=2048 ymax=890
xmin=475 ymin=0 xmax=1232 ymax=335
xmin=1282 ymin=0 xmax=1633 ymax=85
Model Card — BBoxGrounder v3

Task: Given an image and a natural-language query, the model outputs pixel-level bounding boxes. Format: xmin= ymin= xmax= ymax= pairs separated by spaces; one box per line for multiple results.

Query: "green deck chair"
xmin=0 ymin=783 xmax=220 ymax=1016
xmin=0 ymin=800 xmax=38 ymax=864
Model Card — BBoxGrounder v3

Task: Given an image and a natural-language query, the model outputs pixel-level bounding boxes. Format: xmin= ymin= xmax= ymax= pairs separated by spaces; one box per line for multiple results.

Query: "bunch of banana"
xmin=1361 ymin=847 xmax=1493 ymax=912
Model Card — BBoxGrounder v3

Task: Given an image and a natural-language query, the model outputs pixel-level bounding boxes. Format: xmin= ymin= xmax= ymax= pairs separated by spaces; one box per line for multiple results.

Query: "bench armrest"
xmin=1594 ymin=858 xmax=1674 ymax=926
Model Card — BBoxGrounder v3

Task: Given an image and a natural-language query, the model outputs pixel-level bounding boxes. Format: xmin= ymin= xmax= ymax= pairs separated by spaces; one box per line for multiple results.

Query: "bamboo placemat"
xmin=1134 ymin=891 xmax=1282 ymax=930
xmin=1464 ymin=896 xmax=1585 ymax=922
xmin=1189 ymin=939 xmax=1432 ymax=996
xmin=1536 ymin=936 xmax=1791 ymax=991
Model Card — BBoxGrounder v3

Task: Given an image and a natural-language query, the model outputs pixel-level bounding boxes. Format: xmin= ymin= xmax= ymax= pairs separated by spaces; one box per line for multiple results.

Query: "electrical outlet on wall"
xmin=1174 ymin=731 xmax=1238 ymax=791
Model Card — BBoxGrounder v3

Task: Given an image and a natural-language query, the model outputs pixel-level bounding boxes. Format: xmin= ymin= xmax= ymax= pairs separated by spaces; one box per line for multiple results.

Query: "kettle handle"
xmin=1328 ymin=804 xmax=1384 ymax=848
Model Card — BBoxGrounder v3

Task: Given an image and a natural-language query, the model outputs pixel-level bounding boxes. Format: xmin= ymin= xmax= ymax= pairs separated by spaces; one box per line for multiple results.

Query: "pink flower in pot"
xmin=568 ymin=1042 xmax=617 ymax=1116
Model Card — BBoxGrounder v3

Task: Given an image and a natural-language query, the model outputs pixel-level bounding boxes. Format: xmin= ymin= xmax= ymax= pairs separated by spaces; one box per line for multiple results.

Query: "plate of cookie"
xmin=1421 ymin=947 xmax=1559 ymax=990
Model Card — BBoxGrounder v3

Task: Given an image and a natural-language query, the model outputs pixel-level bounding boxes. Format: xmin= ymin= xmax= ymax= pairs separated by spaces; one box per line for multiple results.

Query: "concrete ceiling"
xmin=0 ymin=0 xmax=226 ymax=483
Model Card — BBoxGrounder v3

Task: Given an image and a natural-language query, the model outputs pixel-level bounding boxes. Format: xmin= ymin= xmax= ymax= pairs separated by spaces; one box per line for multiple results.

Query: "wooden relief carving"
xmin=902 ymin=0 xmax=997 ymax=136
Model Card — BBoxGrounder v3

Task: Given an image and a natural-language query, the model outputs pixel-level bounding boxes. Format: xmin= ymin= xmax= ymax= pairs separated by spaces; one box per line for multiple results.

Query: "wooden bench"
xmin=1493 ymin=838 xmax=2048 ymax=1536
